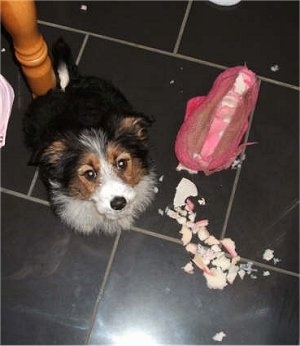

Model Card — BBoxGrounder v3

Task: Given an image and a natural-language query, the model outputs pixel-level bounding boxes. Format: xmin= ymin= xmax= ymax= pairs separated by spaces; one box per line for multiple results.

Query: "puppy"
xmin=23 ymin=38 xmax=155 ymax=234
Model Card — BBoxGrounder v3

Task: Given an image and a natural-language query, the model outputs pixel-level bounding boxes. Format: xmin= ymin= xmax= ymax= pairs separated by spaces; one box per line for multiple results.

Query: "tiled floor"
xmin=1 ymin=1 xmax=299 ymax=345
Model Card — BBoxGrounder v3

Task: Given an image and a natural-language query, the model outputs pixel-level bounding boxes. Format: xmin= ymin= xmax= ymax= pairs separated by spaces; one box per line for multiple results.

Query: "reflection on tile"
xmin=36 ymin=1 xmax=187 ymax=51
xmin=225 ymin=82 xmax=299 ymax=272
xmin=88 ymin=231 xmax=299 ymax=345
xmin=180 ymin=1 xmax=299 ymax=85
xmin=1 ymin=193 xmax=115 ymax=344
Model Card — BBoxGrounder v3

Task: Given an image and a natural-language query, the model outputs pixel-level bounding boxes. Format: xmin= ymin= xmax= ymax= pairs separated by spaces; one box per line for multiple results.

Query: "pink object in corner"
xmin=0 ymin=74 xmax=15 ymax=148
xmin=175 ymin=66 xmax=260 ymax=175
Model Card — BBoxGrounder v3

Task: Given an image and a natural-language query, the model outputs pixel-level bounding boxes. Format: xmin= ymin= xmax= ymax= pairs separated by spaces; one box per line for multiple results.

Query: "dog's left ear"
xmin=119 ymin=114 xmax=154 ymax=141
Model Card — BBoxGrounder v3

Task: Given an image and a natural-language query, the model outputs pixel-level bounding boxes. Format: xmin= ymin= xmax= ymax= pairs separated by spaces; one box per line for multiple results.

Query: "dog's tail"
xmin=52 ymin=38 xmax=79 ymax=91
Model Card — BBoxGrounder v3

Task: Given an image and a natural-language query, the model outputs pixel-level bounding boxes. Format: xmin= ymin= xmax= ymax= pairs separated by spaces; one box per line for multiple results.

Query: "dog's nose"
xmin=110 ymin=196 xmax=127 ymax=210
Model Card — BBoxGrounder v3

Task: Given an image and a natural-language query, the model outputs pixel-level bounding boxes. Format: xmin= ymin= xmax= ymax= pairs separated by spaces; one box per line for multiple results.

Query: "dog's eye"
xmin=116 ymin=159 xmax=128 ymax=171
xmin=83 ymin=169 xmax=97 ymax=181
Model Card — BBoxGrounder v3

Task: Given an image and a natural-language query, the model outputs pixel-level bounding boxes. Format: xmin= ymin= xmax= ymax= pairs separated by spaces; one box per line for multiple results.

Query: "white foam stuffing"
xmin=273 ymin=257 xmax=281 ymax=265
xmin=238 ymin=269 xmax=246 ymax=280
xmin=212 ymin=255 xmax=231 ymax=271
xmin=173 ymin=178 xmax=198 ymax=208
xmin=182 ymin=262 xmax=194 ymax=274
xmin=180 ymin=225 xmax=192 ymax=246
xmin=270 ymin=64 xmax=280 ymax=72
xmin=204 ymin=235 xmax=220 ymax=246
xmin=263 ymin=249 xmax=274 ymax=261
xmin=205 ymin=267 xmax=227 ymax=289
xmin=164 ymin=176 xmax=274 ymax=290
xmin=176 ymin=163 xmax=198 ymax=174
xmin=198 ymin=197 xmax=206 ymax=205
xmin=197 ymin=227 xmax=210 ymax=241
xmin=80 ymin=4 xmax=88 ymax=11
xmin=212 ymin=331 xmax=226 ymax=342
xmin=227 ymin=265 xmax=239 ymax=284
xmin=158 ymin=175 xmax=164 ymax=182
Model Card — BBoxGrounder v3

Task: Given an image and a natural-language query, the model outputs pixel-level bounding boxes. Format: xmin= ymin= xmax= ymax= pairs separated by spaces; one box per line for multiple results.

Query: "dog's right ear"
xmin=28 ymin=140 xmax=66 ymax=166
xmin=40 ymin=140 xmax=66 ymax=165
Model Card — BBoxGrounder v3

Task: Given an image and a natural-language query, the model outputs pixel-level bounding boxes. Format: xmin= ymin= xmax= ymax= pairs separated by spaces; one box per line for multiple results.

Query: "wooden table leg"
xmin=1 ymin=0 xmax=56 ymax=96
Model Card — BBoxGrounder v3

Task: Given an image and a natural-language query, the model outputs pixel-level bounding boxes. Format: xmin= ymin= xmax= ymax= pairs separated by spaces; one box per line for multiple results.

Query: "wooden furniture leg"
xmin=1 ymin=0 xmax=56 ymax=96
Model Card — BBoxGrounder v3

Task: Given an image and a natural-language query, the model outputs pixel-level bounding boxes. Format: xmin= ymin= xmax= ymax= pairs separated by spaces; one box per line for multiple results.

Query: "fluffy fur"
xmin=23 ymin=38 xmax=155 ymax=234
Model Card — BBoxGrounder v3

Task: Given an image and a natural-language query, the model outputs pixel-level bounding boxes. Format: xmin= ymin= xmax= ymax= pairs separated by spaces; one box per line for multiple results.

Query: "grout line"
xmin=27 ymin=168 xmax=39 ymax=196
xmin=2 ymin=184 xmax=299 ymax=277
xmin=1 ymin=187 xmax=50 ymax=206
xmin=261 ymin=199 xmax=299 ymax=233
xmin=84 ymin=231 xmax=122 ymax=345
xmin=75 ymin=34 xmax=89 ymax=66
xmin=131 ymin=226 xmax=182 ymax=245
xmin=173 ymin=0 xmax=193 ymax=54
xmin=220 ymin=79 xmax=261 ymax=239
xmin=220 ymin=166 xmax=242 ymax=239
xmin=37 ymin=19 xmax=300 ymax=91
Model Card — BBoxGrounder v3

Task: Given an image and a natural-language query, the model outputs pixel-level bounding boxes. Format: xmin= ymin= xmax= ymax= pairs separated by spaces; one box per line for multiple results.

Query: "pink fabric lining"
xmin=175 ymin=66 xmax=260 ymax=175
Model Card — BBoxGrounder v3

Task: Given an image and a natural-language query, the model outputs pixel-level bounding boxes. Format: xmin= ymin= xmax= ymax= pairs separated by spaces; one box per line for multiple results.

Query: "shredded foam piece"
xmin=204 ymin=267 xmax=227 ymax=290
xmin=173 ymin=178 xmax=198 ymax=208
xmin=193 ymin=254 xmax=212 ymax=275
xmin=263 ymin=271 xmax=270 ymax=276
xmin=273 ymin=257 xmax=281 ymax=265
xmin=153 ymin=186 xmax=159 ymax=194
xmin=221 ymin=238 xmax=238 ymax=257
xmin=197 ymin=227 xmax=210 ymax=241
xmin=238 ymin=269 xmax=246 ymax=280
xmin=185 ymin=243 xmax=198 ymax=255
xmin=239 ymin=262 xmax=257 ymax=275
xmin=158 ymin=175 xmax=164 ymax=182
xmin=270 ymin=64 xmax=280 ymax=72
xmin=198 ymin=197 xmax=206 ymax=205
xmin=212 ymin=331 xmax=226 ymax=342
xmin=204 ymin=235 xmax=220 ymax=246
xmin=1 ymin=48 xmax=6 ymax=53
xmin=194 ymin=219 xmax=209 ymax=228
xmin=180 ymin=225 xmax=192 ymax=246
xmin=182 ymin=262 xmax=194 ymax=274
xmin=212 ymin=254 xmax=231 ymax=271
xmin=231 ymin=154 xmax=246 ymax=170
xmin=176 ymin=163 xmax=198 ymax=174
xmin=158 ymin=208 xmax=164 ymax=216
xmin=263 ymin=249 xmax=274 ymax=261
xmin=227 ymin=264 xmax=239 ymax=284
xmin=80 ymin=4 xmax=88 ymax=10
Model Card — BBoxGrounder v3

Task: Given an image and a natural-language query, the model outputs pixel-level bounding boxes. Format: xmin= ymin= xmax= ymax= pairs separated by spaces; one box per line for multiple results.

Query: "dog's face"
xmin=38 ymin=115 xmax=155 ymax=233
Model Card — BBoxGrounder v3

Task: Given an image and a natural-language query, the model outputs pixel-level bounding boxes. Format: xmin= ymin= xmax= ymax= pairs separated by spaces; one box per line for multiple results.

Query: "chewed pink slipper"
xmin=175 ymin=66 xmax=260 ymax=175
